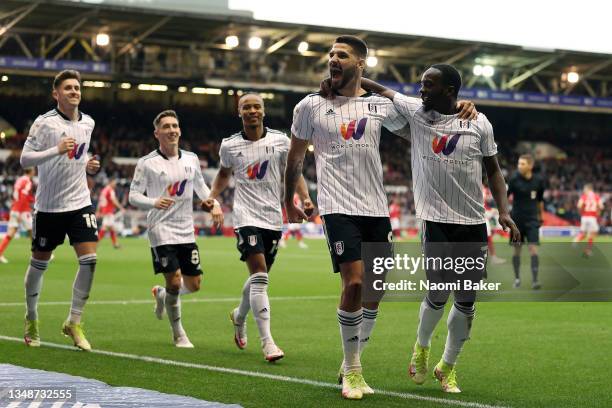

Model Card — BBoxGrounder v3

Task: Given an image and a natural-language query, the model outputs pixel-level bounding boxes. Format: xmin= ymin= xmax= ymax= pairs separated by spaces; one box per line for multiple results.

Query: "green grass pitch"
xmin=0 ymin=236 xmax=610 ymax=407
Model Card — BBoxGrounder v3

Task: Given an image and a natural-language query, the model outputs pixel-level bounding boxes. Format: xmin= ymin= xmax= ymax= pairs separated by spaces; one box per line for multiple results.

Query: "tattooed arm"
xmin=284 ymin=136 xmax=310 ymax=222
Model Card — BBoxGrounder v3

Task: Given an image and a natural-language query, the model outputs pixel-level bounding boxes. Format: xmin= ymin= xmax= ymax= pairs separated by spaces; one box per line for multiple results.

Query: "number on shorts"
xmin=191 ymin=249 xmax=200 ymax=265
xmin=82 ymin=214 xmax=98 ymax=229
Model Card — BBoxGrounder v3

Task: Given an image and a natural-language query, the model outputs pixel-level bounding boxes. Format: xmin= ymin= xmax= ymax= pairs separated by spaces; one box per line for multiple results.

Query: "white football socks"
xmin=249 ymin=272 xmax=273 ymax=344
xmin=417 ymin=297 xmax=445 ymax=348
xmin=24 ymin=258 xmax=48 ymax=321
xmin=338 ymin=308 xmax=362 ymax=373
xmin=68 ymin=254 xmax=97 ymax=324
xmin=442 ymin=303 xmax=475 ymax=366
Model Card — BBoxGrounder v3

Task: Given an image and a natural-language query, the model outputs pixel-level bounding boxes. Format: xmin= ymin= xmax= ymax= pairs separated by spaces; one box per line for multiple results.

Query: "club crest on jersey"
xmin=367 ymin=103 xmax=378 ymax=113
xmin=432 ymin=134 xmax=461 ymax=156
xmin=340 ymin=118 xmax=368 ymax=140
xmin=459 ymin=120 xmax=471 ymax=129
xmin=265 ymin=146 xmax=275 ymax=154
xmin=167 ymin=179 xmax=187 ymax=197
xmin=248 ymin=235 xmax=257 ymax=246
xmin=334 ymin=241 xmax=344 ymax=255
xmin=67 ymin=143 xmax=87 ymax=160
xmin=247 ymin=160 xmax=269 ymax=180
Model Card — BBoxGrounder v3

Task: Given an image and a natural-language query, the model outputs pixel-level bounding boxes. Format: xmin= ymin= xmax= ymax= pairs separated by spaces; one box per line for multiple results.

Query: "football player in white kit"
xmin=286 ymin=35 xmax=478 ymax=399
xmin=354 ymin=66 xmax=519 ymax=393
xmin=205 ymin=93 xmax=313 ymax=361
xmin=129 ymin=110 xmax=222 ymax=348
xmin=20 ymin=70 xmax=101 ymax=351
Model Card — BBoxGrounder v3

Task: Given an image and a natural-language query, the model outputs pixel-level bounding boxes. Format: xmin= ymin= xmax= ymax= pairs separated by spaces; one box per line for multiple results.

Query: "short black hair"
xmin=518 ymin=153 xmax=534 ymax=165
xmin=53 ymin=69 xmax=81 ymax=89
xmin=430 ymin=64 xmax=462 ymax=97
xmin=335 ymin=35 xmax=368 ymax=59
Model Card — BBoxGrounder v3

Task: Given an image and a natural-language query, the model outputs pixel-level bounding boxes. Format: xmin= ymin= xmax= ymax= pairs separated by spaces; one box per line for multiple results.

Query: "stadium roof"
xmin=1 ymin=0 xmax=611 ymax=101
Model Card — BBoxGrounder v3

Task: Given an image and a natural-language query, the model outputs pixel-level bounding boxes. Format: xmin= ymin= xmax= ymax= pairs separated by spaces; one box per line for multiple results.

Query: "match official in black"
xmin=507 ymin=154 xmax=546 ymax=289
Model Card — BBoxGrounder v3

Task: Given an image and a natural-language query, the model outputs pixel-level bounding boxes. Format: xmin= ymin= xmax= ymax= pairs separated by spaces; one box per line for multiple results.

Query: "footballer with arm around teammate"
xmin=349 ymin=65 xmax=519 ymax=394
xmin=285 ymin=35 xmax=479 ymax=400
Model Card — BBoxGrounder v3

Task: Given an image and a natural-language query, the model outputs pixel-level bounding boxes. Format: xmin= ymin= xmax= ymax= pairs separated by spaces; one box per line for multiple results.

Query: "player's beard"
xmin=331 ymin=65 xmax=357 ymax=91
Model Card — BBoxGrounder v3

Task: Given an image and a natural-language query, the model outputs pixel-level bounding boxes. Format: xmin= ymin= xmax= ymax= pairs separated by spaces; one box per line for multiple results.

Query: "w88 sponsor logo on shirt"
xmin=340 ymin=118 xmax=368 ymax=140
xmin=167 ymin=180 xmax=187 ymax=196
xmin=432 ymin=134 xmax=461 ymax=156
xmin=67 ymin=143 xmax=87 ymax=160
xmin=247 ymin=160 xmax=269 ymax=180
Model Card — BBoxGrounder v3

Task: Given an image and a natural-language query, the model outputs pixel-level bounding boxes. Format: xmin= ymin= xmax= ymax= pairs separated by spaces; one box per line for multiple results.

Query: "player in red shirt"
xmin=96 ymin=179 xmax=124 ymax=249
xmin=389 ymin=197 xmax=401 ymax=238
xmin=0 ymin=168 xmax=36 ymax=263
xmin=573 ymin=184 xmax=603 ymax=257
xmin=279 ymin=193 xmax=308 ymax=249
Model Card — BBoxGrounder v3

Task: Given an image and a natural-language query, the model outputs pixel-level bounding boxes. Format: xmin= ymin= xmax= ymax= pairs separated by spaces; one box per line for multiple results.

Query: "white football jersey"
xmin=129 ymin=149 xmax=210 ymax=247
xmin=393 ymin=93 xmax=497 ymax=224
xmin=24 ymin=109 xmax=94 ymax=212
xmin=219 ymin=128 xmax=289 ymax=231
xmin=291 ymin=92 xmax=406 ymax=217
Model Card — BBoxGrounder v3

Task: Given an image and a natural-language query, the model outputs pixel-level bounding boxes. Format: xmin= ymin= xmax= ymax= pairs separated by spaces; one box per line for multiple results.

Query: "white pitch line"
xmin=0 ymin=295 xmax=338 ymax=308
xmin=0 ymin=335 xmax=509 ymax=408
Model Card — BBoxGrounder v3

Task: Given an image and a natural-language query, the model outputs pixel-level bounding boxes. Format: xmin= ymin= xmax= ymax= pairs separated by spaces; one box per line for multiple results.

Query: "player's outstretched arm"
xmin=361 ymin=78 xmax=396 ymax=99
xmin=361 ymin=78 xmax=477 ymax=120
xmin=483 ymin=155 xmax=520 ymax=242
xmin=285 ymin=136 xmax=309 ymax=222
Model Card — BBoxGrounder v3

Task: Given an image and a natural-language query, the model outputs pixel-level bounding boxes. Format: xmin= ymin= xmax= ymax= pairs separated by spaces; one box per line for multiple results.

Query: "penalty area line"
xmin=0 ymin=335 xmax=509 ymax=408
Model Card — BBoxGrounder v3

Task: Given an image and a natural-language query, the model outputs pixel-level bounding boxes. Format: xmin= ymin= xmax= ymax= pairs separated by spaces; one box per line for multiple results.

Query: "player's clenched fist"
xmin=201 ymin=198 xmax=215 ymax=212
xmin=285 ymin=201 xmax=307 ymax=223
xmin=57 ymin=137 xmax=76 ymax=154
xmin=499 ymin=212 xmax=521 ymax=243
xmin=86 ymin=155 xmax=100 ymax=174
xmin=154 ymin=197 xmax=175 ymax=210
xmin=302 ymin=198 xmax=315 ymax=218
xmin=201 ymin=198 xmax=224 ymax=227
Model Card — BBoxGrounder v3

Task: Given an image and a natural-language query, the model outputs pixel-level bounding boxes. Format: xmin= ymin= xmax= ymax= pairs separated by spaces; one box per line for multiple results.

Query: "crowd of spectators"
xmin=1 ymin=95 xmax=609 ymax=228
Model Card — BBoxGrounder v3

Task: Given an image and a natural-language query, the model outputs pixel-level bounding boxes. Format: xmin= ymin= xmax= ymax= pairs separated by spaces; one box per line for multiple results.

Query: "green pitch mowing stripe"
xmin=0 ymin=335 xmax=508 ymax=408
xmin=1 ymin=238 xmax=611 ymax=407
